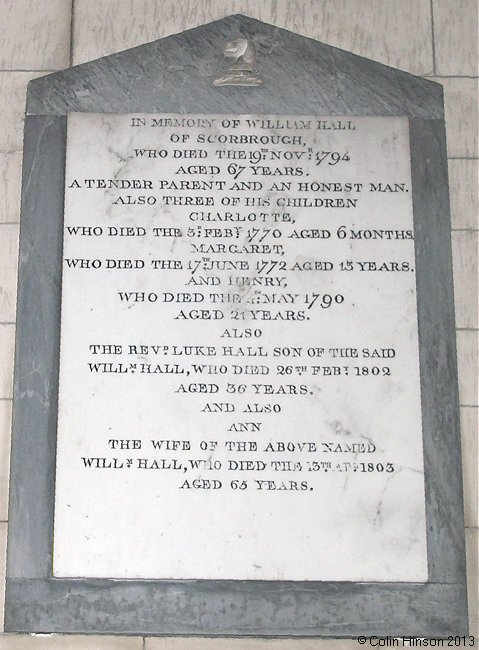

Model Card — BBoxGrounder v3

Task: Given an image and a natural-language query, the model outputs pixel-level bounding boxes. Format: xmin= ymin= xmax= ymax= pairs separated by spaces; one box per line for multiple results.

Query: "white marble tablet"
xmin=53 ymin=113 xmax=427 ymax=581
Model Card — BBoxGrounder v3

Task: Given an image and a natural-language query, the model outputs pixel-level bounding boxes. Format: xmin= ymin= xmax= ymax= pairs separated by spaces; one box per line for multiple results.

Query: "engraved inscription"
xmin=53 ymin=113 xmax=428 ymax=582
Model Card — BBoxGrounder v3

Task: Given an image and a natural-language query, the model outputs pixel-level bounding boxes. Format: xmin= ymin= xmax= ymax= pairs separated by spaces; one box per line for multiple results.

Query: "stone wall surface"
xmin=0 ymin=0 xmax=476 ymax=646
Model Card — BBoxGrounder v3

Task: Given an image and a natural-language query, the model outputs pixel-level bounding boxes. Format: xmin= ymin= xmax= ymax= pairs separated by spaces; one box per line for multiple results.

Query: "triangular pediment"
xmin=27 ymin=14 xmax=442 ymax=118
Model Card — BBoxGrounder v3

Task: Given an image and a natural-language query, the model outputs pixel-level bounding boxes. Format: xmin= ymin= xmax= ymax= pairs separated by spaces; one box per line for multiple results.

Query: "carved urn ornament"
xmin=213 ymin=37 xmax=263 ymax=86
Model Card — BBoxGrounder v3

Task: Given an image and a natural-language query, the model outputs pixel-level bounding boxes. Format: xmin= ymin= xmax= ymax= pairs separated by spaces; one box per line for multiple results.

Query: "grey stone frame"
xmin=5 ymin=15 xmax=468 ymax=637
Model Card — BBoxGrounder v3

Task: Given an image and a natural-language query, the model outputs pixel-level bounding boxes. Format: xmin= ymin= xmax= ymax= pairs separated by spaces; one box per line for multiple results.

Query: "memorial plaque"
xmin=54 ymin=113 xmax=427 ymax=582
xmin=6 ymin=14 xmax=468 ymax=637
